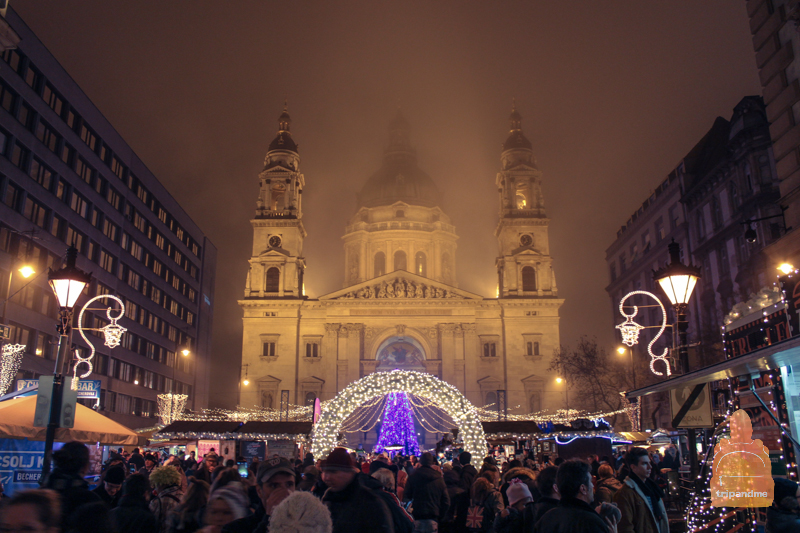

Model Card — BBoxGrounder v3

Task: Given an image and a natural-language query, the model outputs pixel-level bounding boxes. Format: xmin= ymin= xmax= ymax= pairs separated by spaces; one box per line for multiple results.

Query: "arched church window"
xmin=266 ymin=267 xmax=280 ymax=292
xmin=485 ymin=391 xmax=497 ymax=407
xmin=516 ymin=191 xmax=527 ymax=209
xmin=415 ymin=252 xmax=427 ymax=277
xmin=522 ymin=266 xmax=536 ymax=291
xmin=305 ymin=392 xmax=316 ymax=407
xmin=394 ymin=250 xmax=407 ymax=271
xmin=374 ymin=252 xmax=386 ymax=277
xmin=270 ymin=185 xmax=286 ymax=211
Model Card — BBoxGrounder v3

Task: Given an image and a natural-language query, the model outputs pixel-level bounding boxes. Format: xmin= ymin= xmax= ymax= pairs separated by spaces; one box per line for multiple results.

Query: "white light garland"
xmin=0 ymin=343 xmax=25 ymax=395
xmin=74 ymin=295 xmax=126 ymax=389
xmin=158 ymin=393 xmax=188 ymax=425
xmin=311 ymin=370 xmax=487 ymax=467
xmin=616 ymin=290 xmax=671 ymax=377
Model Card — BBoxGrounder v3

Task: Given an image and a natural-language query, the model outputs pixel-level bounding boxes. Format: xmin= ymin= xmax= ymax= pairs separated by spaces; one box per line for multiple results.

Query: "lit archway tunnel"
xmin=311 ymin=370 xmax=486 ymax=467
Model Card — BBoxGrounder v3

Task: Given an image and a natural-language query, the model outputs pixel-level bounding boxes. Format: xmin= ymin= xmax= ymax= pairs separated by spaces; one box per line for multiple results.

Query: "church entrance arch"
xmin=375 ymin=336 xmax=426 ymax=371
xmin=311 ymin=370 xmax=486 ymax=467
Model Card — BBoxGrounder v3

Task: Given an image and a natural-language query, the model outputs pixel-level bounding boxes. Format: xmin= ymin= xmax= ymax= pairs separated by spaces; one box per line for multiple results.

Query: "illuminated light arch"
xmin=616 ymin=290 xmax=670 ymax=377
xmin=311 ymin=370 xmax=486 ymax=467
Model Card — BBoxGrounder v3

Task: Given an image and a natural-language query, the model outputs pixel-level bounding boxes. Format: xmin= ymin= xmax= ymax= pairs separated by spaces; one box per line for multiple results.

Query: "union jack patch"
xmin=466 ymin=505 xmax=483 ymax=529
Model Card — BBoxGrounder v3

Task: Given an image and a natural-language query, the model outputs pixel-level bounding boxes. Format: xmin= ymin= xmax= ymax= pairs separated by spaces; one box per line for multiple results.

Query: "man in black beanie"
xmin=93 ymin=465 xmax=126 ymax=508
xmin=457 ymin=451 xmax=477 ymax=490
xmin=766 ymin=477 xmax=800 ymax=532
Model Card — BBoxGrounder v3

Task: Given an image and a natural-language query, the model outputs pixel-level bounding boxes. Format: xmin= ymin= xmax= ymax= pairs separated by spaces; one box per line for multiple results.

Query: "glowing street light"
xmin=18 ymin=265 xmax=35 ymax=278
xmin=653 ymin=239 xmax=701 ymax=374
xmin=779 ymin=263 xmax=795 ymax=275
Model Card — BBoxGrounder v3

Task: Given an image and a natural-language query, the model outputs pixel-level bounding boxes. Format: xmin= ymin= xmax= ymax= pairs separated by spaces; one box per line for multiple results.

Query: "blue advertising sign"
xmin=17 ymin=379 xmax=101 ymax=399
xmin=242 ymin=441 xmax=266 ymax=461
xmin=0 ymin=439 xmax=55 ymax=496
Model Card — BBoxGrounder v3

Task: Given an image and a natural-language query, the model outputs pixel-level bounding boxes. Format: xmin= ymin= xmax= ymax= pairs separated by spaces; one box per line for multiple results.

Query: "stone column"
xmin=462 ymin=323 xmax=478 ymax=397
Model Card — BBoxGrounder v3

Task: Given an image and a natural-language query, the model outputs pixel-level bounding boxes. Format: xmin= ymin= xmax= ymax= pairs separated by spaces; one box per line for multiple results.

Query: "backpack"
xmin=465 ymin=492 xmax=499 ymax=533
xmin=374 ymin=489 xmax=414 ymax=533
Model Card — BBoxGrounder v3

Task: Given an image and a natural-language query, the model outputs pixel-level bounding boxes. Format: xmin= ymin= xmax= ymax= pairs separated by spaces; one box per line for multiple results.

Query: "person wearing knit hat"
xmin=269 ymin=491 xmax=333 ymax=533
xmin=766 ymin=477 xmax=800 ymax=532
xmin=494 ymin=478 xmax=533 ymax=533
xmin=149 ymin=466 xmax=185 ymax=532
xmin=320 ymin=447 xmax=394 ymax=533
xmin=204 ymin=486 xmax=250 ymax=531
xmin=92 ymin=465 xmax=126 ymax=508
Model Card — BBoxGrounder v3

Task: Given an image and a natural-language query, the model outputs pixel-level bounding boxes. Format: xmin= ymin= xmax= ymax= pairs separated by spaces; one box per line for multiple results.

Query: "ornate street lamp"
xmin=42 ymin=246 xmax=91 ymax=479
xmin=653 ymin=240 xmax=701 ymax=374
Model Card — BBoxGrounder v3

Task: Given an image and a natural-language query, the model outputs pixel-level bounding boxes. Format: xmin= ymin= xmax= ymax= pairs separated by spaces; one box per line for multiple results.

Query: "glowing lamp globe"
xmin=653 ymin=240 xmax=701 ymax=306
xmin=18 ymin=265 xmax=35 ymax=278
xmin=779 ymin=263 xmax=795 ymax=275
xmin=48 ymin=247 xmax=92 ymax=309
xmin=181 ymin=347 xmax=191 ymax=357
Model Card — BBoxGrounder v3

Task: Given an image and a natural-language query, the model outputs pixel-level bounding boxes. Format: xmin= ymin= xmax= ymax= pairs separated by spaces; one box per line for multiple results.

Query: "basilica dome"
xmin=357 ymin=112 xmax=443 ymax=209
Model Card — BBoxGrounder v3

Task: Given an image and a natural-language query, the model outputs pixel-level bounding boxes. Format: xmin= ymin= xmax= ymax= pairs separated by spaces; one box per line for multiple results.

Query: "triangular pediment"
xmin=256 ymin=247 xmax=291 ymax=258
xmin=320 ymin=270 xmax=483 ymax=301
xmin=301 ymin=376 xmax=325 ymax=385
xmin=510 ymin=245 xmax=545 ymax=256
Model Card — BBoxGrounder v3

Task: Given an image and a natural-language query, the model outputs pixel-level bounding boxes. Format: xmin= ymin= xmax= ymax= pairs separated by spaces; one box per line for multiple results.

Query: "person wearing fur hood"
xmin=499 ymin=467 xmax=538 ymax=507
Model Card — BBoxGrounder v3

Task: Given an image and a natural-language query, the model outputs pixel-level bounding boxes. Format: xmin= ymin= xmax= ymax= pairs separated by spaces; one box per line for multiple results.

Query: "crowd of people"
xmin=1 ymin=441 xmax=798 ymax=532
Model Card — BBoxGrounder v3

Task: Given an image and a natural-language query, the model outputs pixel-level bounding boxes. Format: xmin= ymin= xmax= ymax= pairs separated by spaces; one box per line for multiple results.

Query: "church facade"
xmin=239 ymin=106 xmax=563 ymax=447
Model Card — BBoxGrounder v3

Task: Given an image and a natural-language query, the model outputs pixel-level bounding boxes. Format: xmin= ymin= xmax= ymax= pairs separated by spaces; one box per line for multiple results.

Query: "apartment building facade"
xmin=0 ymin=8 xmax=216 ymax=428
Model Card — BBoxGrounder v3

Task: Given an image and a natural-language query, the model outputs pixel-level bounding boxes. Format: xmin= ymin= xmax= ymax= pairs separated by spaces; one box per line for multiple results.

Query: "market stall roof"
xmin=617 ymin=431 xmax=652 ymax=443
xmin=238 ymin=421 xmax=313 ymax=435
xmin=0 ymin=396 xmax=143 ymax=445
xmin=481 ymin=421 xmax=542 ymax=434
xmin=623 ymin=336 xmax=800 ymax=399
xmin=157 ymin=421 xmax=243 ymax=435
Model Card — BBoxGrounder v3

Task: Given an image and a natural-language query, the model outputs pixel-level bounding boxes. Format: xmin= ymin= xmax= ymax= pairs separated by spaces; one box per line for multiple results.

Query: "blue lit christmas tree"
xmin=374 ymin=392 xmax=421 ymax=456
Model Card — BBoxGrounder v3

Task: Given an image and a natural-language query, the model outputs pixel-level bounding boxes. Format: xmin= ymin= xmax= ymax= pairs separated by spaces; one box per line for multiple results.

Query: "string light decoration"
xmin=311 ymin=370 xmax=487 ymax=467
xmin=158 ymin=393 xmax=188 ymax=425
xmin=74 ymin=295 xmax=126 ymax=389
xmin=616 ymin=290 xmax=671 ymax=377
xmin=374 ymin=392 xmax=421 ymax=455
xmin=0 ymin=343 xmax=26 ymax=395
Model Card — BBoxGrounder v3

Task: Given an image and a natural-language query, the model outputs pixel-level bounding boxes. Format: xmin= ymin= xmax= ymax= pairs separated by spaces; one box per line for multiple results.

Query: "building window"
xmin=745 ymin=162 xmax=754 ymax=191
xmin=35 ymin=120 xmax=60 ymax=154
xmin=655 ymin=218 xmax=665 ymax=241
xmin=305 ymin=342 xmax=319 ymax=357
xmin=262 ymin=342 xmax=276 ymax=357
xmin=261 ymin=392 xmax=274 ymax=408
xmin=0 ymin=81 xmax=16 ymax=114
xmin=610 ymin=262 xmax=617 ymax=282
xmin=42 ymin=83 xmax=64 ymax=116
xmin=415 ymin=252 xmax=427 ymax=277
xmin=485 ymin=391 xmax=497 ymax=406
xmin=526 ymin=341 xmax=540 ymax=356
xmin=305 ymin=392 xmax=316 ymax=406
xmin=70 ymin=193 xmax=89 ymax=219
xmin=3 ymin=181 xmax=21 ymax=210
xmin=23 ymin=196 xmax=48 ymax=229
xmin=729 ymin=182 xmax=740 ymax=209
xmin=529 ymin=392 xmax=541 ymax=413
xmin=394 ymin=250 xmax=407 ymax=271
xmin=696 ymin=211 xmax=706 ymax=240
xmin=265 ymin=267 xmax=280 ymax=292
xmin=374 ymin=252 xmax=386 ymax=277
xmin=619 ymin=253 xmax=626 ymax=273
xmin=483 ymin=342 xmax=497 ymax=357
xmin=759 ymin=155 xmax=772 ymax=182
xmin=522 ymin=266 xmax=536 ymax=291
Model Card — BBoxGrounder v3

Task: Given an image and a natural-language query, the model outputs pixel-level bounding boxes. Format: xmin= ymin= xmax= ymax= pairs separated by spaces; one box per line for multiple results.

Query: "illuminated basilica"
xmin=238 ymin=106 xmax=563 ymax=446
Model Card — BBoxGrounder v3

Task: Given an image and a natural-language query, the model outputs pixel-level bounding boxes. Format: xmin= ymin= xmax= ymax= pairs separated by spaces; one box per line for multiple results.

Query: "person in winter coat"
xmin=150 ymin=466 xmax=186 ymax=533
xmin=166 ymin=479 xmax=209 ymax=533
xmin=129 ymin=448 xmax=146 ymax=471
xmin=524 ymin=465 xmax=559 ymax=529
xmin=441 ymin=470 xmax=467 ymax=533
xmin=533 ymin=460 xmax=617 ymax=533
xmin=109 ymin=474 xmax=159 ymax=533
xmin=403 ymin=452 xmax=450 ymax=532
xmin=369 ymin=468 xmax=415 ymax=533
xmin=494 ymin=479 xmax=532 ymax=533
xmin=222 ymin=457 xmax=296 ymax=533
xmin=498 ymin=466 xmax=538 ymax=507
xmin=201 ymin=486 xmax=250 ymax=533
xmin=766 ymin=477 xmax=800 ymax=533
xmin=42 ymin=441 xmax=102 ymax=529
xmin=460 ymin=476 xmax=503 ymax=533
xmin=269 ymin=491 xmax=333 ymax=533
xmin=613 ymin=447 xmax=667 ymax=533
xmin=594 ymin=464 xmax=624 ymax=505
xmin=299 ymin=466 xmax=320 ymax=492
xmin=457 ymin=452 xmax=478 ymax=491
xmin=320 ymin=447 xmax=394 ymax=533
xmin=92 ymin=465 xmax=126 ymax=508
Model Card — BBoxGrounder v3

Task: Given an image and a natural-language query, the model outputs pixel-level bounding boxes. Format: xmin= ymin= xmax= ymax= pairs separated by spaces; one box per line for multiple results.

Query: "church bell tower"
xmin=495 ymin=104 xmax=557 ymax=298
xmin=244 ymin=105 xmax=306 ymax=298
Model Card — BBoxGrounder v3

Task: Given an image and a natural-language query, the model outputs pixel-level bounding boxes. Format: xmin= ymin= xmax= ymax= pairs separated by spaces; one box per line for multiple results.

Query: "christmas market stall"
xmin=481 ymin=418 xmax=618 ymax=461
xmin=152 ymin=419 xmax=313 ymax=462
xmin=621 ymin=271 xmax=800 ymax=532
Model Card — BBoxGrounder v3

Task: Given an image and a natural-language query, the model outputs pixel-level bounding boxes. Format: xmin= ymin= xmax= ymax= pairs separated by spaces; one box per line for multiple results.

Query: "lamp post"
xmin=170 ymin=338 xmax=190 ymax=424
xmin=0 ymin=262 xmax=36 ymax=326
xmin=617 ymin=345 xmax=636 ymax=390
xmin=653 ymin=239 xmax=701 ymax=482
xmin=653 ymin=240 xmax=701 ymax=375
xmin=556 ymin=376 xmax=568 ymax=410
xmin=42 ymin=246 xmax=91 ymax=480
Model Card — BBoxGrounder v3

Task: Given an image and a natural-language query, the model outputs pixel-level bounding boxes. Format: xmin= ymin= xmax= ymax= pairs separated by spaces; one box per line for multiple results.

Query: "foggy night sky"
xmin=16 ymin=2 xmax=761 ymax=407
